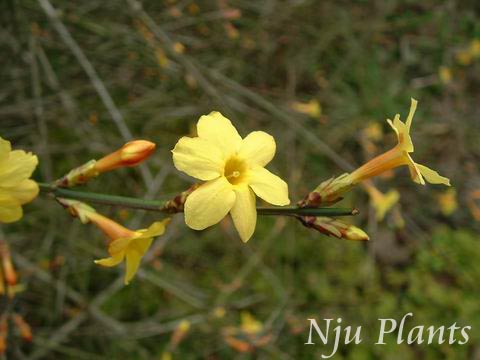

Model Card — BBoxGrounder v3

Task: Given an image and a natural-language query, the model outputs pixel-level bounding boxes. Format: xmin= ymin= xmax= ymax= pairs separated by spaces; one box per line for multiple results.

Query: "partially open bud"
xmin=56 ymin=140 xmax=156 ymax=187
xmin=298 ymin=173 xmax=353 ymax=207
xmin=95 ymin=140 xmax=156 ymax=172
xmin=299 ymin=216 xmax=369 ymax=241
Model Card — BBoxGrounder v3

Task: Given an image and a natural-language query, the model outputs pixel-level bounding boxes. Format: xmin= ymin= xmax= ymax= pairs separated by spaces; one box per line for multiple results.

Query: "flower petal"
xmin=94 ymin=252 xmax=125 ymax=267
xmin=109 ymin=237 xmax=134 ymax=254
xmin=417 ymin=164 xmax=451 ymax=186
xmin=0 ymin=137 xmax=11 ymax=163
xmin=0 ymin=204 xmax=22 ymax=223
xmin=197 ymin=112 xmax=242 ymax=158
xmin=405 ymin=98 xmax=418 ymax=132
xmin=130 ymin=237 xmax=153 ymax=255
xmin=172 ymin=137 xmax=224 ymax=181
xmin=387 ymin=116 xmax=414 ymax=152
xmin=248 ymin=166 xmax=290 ymax=206
xmin=139 ymin=218 xmax=170 ymax=238
xmin=405 ymin=154 xmax=425 ymax=185
xmin=230 ymin=186 xmax=257 ymax=242
xmin=0 ymin=151 xmax=38 ymax=186
xmin=125 ymin=250 xmax=142 ymax=284
xmin=237 ymin=131 xmax=276 ymax=167
xmin=184 ymin=177 xmax=236 ymax=230
xmin=0 ymin=179 xmax=39 ymax=205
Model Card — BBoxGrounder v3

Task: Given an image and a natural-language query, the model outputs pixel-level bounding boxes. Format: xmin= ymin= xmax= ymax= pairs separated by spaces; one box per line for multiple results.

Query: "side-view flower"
xmin=172 ymin=112 xmax=290 ymax=242
xmin=63 ymin=199 xmax=170 ymax=284
xmin=0 ymin=137 xmax=39 ymax=223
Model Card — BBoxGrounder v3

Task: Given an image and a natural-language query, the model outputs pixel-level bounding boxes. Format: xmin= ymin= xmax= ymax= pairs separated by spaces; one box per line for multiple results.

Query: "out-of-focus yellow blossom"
xmin=65 ymin=200 xmax=169 ymax=284
xmin=290 ymin=99 xmax=322 ymax=119
xmin=172 ymin=112 xmax=289 ymax=242
xmin=362 ymin=122 xmax=383 ymax=142
xmin=470 ymin=39 xmax=480 ymax=56
xmin=456 ymin=50 xmax=472 ymax=66
xmin=0 ymin=137 xmax=39 ymax=223
xmin=437 ymin=188 xmax=458 ymax=216
xmin=347 ymin=99 xmax=450 ymax=187
xmin=173 ymin=42 xmax=185 ymax=54
xmin=438 ymin=66 xmax=452 ymax=84
xmin=240 ymin=312 xmax=263 ymax=335
xmin=363 ymin=182 xmax=400 ymax=221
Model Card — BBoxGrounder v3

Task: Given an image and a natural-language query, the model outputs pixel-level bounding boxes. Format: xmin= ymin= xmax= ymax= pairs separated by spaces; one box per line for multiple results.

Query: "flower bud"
xmin=299 ymin=216 xmax=369 ymax=241
xmin=95 ymin=140 xmax=156 ymax=172
xmin=0 ymin=242 xmax=17 ymax=286
xmin=56 ymin=140 xmax=156 ymax=187
xmin=298 ymin=173 xmax=353 ymax=207
xmin=13 ymin=314 xmax=32 ymax=342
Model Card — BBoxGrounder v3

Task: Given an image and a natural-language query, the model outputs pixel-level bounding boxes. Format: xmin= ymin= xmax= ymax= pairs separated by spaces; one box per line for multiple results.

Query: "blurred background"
xmin=1 ymin=0 xmax=480 ymax=358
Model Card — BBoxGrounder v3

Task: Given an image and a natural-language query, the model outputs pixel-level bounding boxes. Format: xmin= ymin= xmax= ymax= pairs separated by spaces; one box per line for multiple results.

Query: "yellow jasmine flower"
xmin=0 ymin=137 xmax=39 ymax=223
xmin=348 ymin=99 xmax=450 ymax=186
xmin=92 ymin=215 xmax=170 ymax=284
xmin=172 ymin=112 xmax=289 ymax=242
xmin=64 ymin=200 xmax=169 ymax=284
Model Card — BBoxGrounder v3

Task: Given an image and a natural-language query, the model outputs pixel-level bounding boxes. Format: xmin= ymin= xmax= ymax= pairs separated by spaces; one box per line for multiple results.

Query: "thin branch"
xmin=38 ymin=182 xmax=358 ymax=217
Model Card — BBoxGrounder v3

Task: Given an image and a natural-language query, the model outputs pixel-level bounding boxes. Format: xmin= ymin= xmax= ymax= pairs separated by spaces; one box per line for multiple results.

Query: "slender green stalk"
xmin=38 ymin=182 xmax=358 ymax=217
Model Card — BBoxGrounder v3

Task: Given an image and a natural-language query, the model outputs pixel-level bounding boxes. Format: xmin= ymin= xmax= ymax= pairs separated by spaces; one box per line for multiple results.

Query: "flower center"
xmin=224 ymin=157 xmax=247 ymax=185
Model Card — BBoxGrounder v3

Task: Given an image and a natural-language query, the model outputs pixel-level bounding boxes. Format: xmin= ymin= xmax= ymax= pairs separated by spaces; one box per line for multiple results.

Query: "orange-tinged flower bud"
xmin=56 ymin=140 xmax=156 ymax=187
xmin=95 ymin=140 xmax=156 ymax=173
xmin=13 ymin=314 xmax=32 ymax=342
xmin=300 ymin=216 xmax=369 ymax=241
xmin=0 ymin=242 xmax=17 ymax=286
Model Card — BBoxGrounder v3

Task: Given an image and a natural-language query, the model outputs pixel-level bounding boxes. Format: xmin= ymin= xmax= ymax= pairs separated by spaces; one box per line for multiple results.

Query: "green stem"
xmin=38 ymin=182 xmax=357 ymax=217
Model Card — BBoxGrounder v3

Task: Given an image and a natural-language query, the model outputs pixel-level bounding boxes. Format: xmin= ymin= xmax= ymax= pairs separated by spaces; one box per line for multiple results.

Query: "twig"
xmin=38 ymin=182 xmax=358 ymax=217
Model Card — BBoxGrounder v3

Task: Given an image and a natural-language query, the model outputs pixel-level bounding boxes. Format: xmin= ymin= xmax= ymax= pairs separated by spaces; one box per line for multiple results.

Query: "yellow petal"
xmin=248 ymin=166 xmax=290 ymax=206
xmin=387 ymin=116 xmax=414 ymax=152
xmin=124 ymin=250 xmax=142 ymax=284
xmin=130 ymin=237 xmax=153 ymax=255
xmin=197 ymin=111 xmax=242 ymax=158
xmin=139 ymin=218 xmax=171 ymax=238
xmin=417 ymin=164 xmax=451 ymax=186
xmin=237 ymin=131 xmax=276 ymax=167
xmin=0 ymin=138 xmax=11 ymax=162
xmin=0 ymin=151 xmax=38 ymax=186
xmin=109 ymin=237 xmax=134 ymax=254
xmin=172 ymin=137 xmax=224 ymax=181
xmin=94 ymin=252 xmax=125 ymax=267
xmin=0 ymin=179 xmax=39 ymax=205
xmin=184 ymin=177 xmax=236 ymax=230
xmin=0 ymin=204 xmax=22 ymax=223
xmin=405 ymin=153 xmax=425 ymax=185
xmin=230 ymin=186 xmax=257 ymax=242
xmin=405 ymin=98 xmax=418 ymax=131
